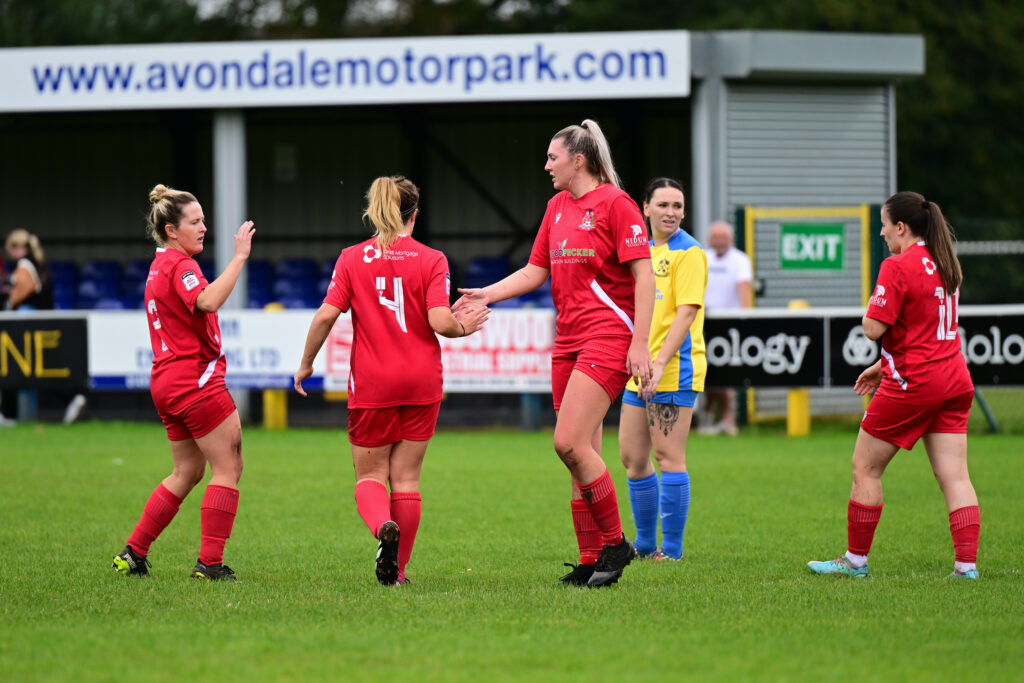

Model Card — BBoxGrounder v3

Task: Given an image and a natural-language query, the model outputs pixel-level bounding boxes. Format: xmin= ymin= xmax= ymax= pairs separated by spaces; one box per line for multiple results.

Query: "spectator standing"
xmin=699 ymin=220 xmax=752 ymax=435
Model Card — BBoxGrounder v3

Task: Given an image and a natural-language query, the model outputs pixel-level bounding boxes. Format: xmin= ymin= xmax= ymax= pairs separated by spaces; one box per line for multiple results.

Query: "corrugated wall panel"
xmin=725 ymin=85 xmax=892 ymax=417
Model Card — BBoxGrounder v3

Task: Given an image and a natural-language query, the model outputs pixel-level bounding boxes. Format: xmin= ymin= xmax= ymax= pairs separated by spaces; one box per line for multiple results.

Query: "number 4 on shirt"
xmin=377 ymin=276 xmax=407 ymax=333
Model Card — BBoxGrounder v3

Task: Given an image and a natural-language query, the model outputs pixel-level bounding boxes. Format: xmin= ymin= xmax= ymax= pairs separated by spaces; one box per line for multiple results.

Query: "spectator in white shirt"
xmin=699 ymin=221 xmax=752 ymax=435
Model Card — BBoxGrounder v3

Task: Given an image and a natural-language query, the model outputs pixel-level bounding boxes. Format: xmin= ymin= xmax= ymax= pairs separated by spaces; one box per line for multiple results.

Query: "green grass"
xmin=1 ymin=422 xmax=1023 ymax=681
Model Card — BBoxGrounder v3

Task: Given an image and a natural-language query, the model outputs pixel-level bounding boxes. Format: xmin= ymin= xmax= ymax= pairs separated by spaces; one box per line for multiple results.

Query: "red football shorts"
xmin=158 ymin=388 xmax=237 ymax=442
xmin=348 ymin=402 xmax=442 ymax=447
xmin=551 ymin=336 xmax=632 ymax=411
xmin=861 ymin=389 xmax=973 ymax=451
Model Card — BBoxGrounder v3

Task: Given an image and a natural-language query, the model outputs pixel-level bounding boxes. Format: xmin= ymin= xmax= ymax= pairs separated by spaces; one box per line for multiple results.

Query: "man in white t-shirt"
xmin=699 ymin=221 xmax=752 ymax=435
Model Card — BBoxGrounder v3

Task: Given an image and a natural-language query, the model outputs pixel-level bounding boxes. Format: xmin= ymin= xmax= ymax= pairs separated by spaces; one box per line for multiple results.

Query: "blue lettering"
xmin=601 ymin=52 xmax=624 ymax=79
xmin=272 ymin=60 xmax=294 ymax=87
xmin=419 ymin=55 xmax=442 ymax=83
xmin=310 ymin=58 xmax=330 ymax=87
xmin=30 ymin=65 xmax=62 ymax=92
xmin=376 ymin=57 xmax=398 ymax=85
xmin=170 ymin=62 xmax=191 ymax=89
xmin=194 ymin=62 xmax=216 ymax=89
xmin=535 ymin=44 xmax=557 ymax=81
xmin=574 ymin=52 xmax=596 ymax=81
xmin=492 ymin=54 xmax=513 ymax=82
xmin=464 ymin=55 xmax=487 ymax=92
xmin=403 ymin=48 xmax=416 ymax=84
xmin=247 ymin=51 xmax=270 ymax=88
xmin=336 ymin=58 xmax=371 ymax=85
xmin=146 ymin=63 xmax=167 ymax=90
xmin=630 ymin=50 xmax=665 ymax=78
xmin=222 ymin=61 xmax=243 ymax=88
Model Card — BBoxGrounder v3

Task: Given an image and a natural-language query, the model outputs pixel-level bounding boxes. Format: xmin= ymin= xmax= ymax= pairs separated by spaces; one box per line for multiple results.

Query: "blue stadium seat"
xmin=95 ymin=297 xmax=125 ymax=310
xmin=80 ymin=260 xmax=121 ymax=283
xmin=248 ymin=259 xmax=272 ymax=283
xmin=194 ymin=259 xmax=215 ymax=279
xmin=320 ymin=259 xmax=337 ymax=279
xmin=122 ymin=260 xmax=151 ymax=282
xmin=49 ymin=261 xmax=78 ymax=286
xmin=275 ymin=258 xmax=317 ymax=283
xmin=77 ymin=278 xmax=119 ymax=306
xmin=462 ymin=256 xmax=509 ymax=289
xmin=273 ymin=278 xmax=315 ymax=301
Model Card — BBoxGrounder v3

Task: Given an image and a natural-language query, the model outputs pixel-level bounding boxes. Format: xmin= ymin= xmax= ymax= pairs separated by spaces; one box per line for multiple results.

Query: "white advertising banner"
xmin=88 ymin=310 xmax=322 ymax=390
xmin=0 ymin=31 xmax=689 ymax=113
xmin=324 ymin=308 xmax=555 ymax=393
xmin=90 ymin=308 xmax=554 ymax=393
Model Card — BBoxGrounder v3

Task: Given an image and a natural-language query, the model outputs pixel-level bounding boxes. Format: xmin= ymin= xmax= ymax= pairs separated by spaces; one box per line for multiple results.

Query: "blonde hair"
xmin=147 ymin=184 xmax=198 ymax=245
xmin=362 ymin=176 xmax=420 ymax=252
xmin=552 ymin=118 xmax=621 ymax=189
xmin=5 ymin=228 xmax=45 ymax=265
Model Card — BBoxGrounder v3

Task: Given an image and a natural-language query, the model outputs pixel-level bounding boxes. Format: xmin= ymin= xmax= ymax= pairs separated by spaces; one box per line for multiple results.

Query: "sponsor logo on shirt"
xmin=363 ymin=244 xmax=381 ymax=263
xmin=578 ymin=209 xmax=596 ymax=230
xmin=549 ymin=238 xmax=594 ymax=262
xmin=624 ymin=224 xmax=647 ymax=249
xmin=181 ymin=270 xmax=200 ymax=291
xmin=555 ymin=212 xmax=562 ymax=224
xmin=870 ymin=284 xmax=887 ymax=307
xmin=921 ymin=257 xmax=936 ymax=275
xmin=654 ymin=257 xmax=670 ymax=278
xmin=445 ymin=272 xmax=451 ymax=296
xmin=383 ymin=250 xmax=420 ymax=260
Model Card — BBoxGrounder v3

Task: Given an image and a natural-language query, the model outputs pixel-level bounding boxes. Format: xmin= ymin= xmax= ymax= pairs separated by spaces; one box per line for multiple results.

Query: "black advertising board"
xmin=710 ymin=306 xmax=1024 ymax=389
xmin=0 ymin=316 xmax=88 ymax=390
xmin=703 ymin=316 xmax=824 ymax=387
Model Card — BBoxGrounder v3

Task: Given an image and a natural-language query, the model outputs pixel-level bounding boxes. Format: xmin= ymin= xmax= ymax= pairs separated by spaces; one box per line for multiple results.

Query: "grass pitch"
xmin=1 ymin=421 xmax=1022 ymax=681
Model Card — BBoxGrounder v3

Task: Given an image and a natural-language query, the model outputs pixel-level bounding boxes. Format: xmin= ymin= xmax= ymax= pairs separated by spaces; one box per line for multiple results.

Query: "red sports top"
xmin=324 ymin=234 xmax=450 ymax=408
xmin=865 ymin=241 xmax=973 ymax=399
xmin=528 ymin=184 xmax=651 ymax=348
xmin=144 ymin=248 xmax=227 ymax=409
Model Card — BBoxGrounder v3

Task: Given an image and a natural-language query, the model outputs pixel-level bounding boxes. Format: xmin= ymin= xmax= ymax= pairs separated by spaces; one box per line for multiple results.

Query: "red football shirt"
xmin=144 ymin=248 xmax=226 ymax=410
xmin=528 ymin=184 xmax=651 ymax=348
xmin=865 ymin=241 xmax=973 ymax=399
xmin=324 ymin=234 xmax=450 ymax=408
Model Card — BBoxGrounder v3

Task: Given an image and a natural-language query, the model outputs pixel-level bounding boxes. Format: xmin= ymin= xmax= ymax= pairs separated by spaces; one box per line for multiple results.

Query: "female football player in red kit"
xmin=294 ymin=176 xmax=488 ymax=585
xmin=808 ymin=191 xmax=980 ymax=580
xmin=112 ymin=184 xmax=255 ymax=581
xmin=456 ymin=119 xmax=656 ymax=588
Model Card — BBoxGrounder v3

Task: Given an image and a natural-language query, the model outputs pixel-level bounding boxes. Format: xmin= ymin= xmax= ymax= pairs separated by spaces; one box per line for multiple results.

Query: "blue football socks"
xmin=659 ymin=471 xmax=690 ymax=559
xmin=627 ymin=472 xmax=660 ymax=555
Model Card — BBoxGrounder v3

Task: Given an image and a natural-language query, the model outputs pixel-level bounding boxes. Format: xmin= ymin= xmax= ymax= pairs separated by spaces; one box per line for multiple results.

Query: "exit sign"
xmin=779 ymin=223 xmax=845 ymax=270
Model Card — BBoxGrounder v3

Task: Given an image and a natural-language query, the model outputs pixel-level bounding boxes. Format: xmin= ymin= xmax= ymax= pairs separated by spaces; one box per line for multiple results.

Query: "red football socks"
xmin=354 ymin=479 xmax=391 ymax=538
xmin=126 ymin=484 xmax=182 ymax=557
xmin=949 ymin=505 xmax=980 ymax=563
xmin=571 ymin=499 xmax=602 ymax=564
xmin=390 ymin=491 xmax=421 ymax=579
xmin=577 ymin=469 xmax=623 ymax=546
xmin=847 ymin=499 xmax=884 ymax=556
xmin=199 ymin=485 xmax=239 ymax=566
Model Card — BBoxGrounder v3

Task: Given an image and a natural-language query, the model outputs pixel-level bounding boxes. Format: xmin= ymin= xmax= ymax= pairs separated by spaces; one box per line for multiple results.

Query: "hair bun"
xmin=149 ymin=184 xmax=169 ymax=204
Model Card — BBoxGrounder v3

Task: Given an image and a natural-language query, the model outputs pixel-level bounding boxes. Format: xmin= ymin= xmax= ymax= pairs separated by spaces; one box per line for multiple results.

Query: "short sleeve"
xmin=866 ymin=257 xmax=902 ymax=325
xmin=323 ymin=251 xmax=352 ymax=312
xmin=733 ymin=251 xmax=753 ymax=283
xmin=672 ymin=247 xmax=707 ymax=308
xmin=172 ymin=258 xmax=207 ymax=313
xmin=528 ymin=203 xmax=554 ymax=269
xmin=609 ymin=195 xmax=651 ymax=264
xmin=424 ymin=250 xmax=451 ymax=309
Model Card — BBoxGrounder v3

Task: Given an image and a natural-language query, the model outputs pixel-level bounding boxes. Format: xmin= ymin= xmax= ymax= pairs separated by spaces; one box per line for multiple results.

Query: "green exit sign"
xmin=779 ymin=223 xmax=844 ymax=270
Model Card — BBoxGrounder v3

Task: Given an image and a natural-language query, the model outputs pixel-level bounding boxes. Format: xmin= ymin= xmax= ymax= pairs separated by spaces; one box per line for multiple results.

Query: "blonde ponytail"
xmin=362 ymin=176 xmax=420 ymax=252
xmin=147 ymin=183 xmax=198 ymax=245
xmin=552 ymin=118 xmax=622 ymax=189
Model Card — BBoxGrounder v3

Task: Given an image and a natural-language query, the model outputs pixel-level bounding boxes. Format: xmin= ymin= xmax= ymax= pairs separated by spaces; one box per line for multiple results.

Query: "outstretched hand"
xmin=233 ymin=221 xmax=256 ymax=260
xmin=454 ymin=303 xmax=491 ymax=336
xmin=854 ymin=363 xmax=882 ymax=396
xmin=453 ymin=287 xmax=488 ymax=314
xmin=293 ymin=365 xmax=313 ymax=397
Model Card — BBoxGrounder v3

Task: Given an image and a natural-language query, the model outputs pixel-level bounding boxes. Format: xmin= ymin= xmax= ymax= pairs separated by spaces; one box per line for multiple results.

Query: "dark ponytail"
xmin=883 ymin=191 xmax=962 ymax=293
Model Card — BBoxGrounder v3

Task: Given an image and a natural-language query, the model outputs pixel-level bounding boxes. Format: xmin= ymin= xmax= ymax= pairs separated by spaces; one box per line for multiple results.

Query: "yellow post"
xmin=262 ymin=302 xmax=288 ymax=430
xmin=787 ymin=299 xmax=811 ymax=437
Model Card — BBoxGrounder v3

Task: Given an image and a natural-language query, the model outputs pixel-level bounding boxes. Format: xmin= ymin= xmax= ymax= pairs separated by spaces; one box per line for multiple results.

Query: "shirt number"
xmin=377 ymin=276 xmax=407 ymax=333
xmin=934 ymin=287 xmax=958 ymax=341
